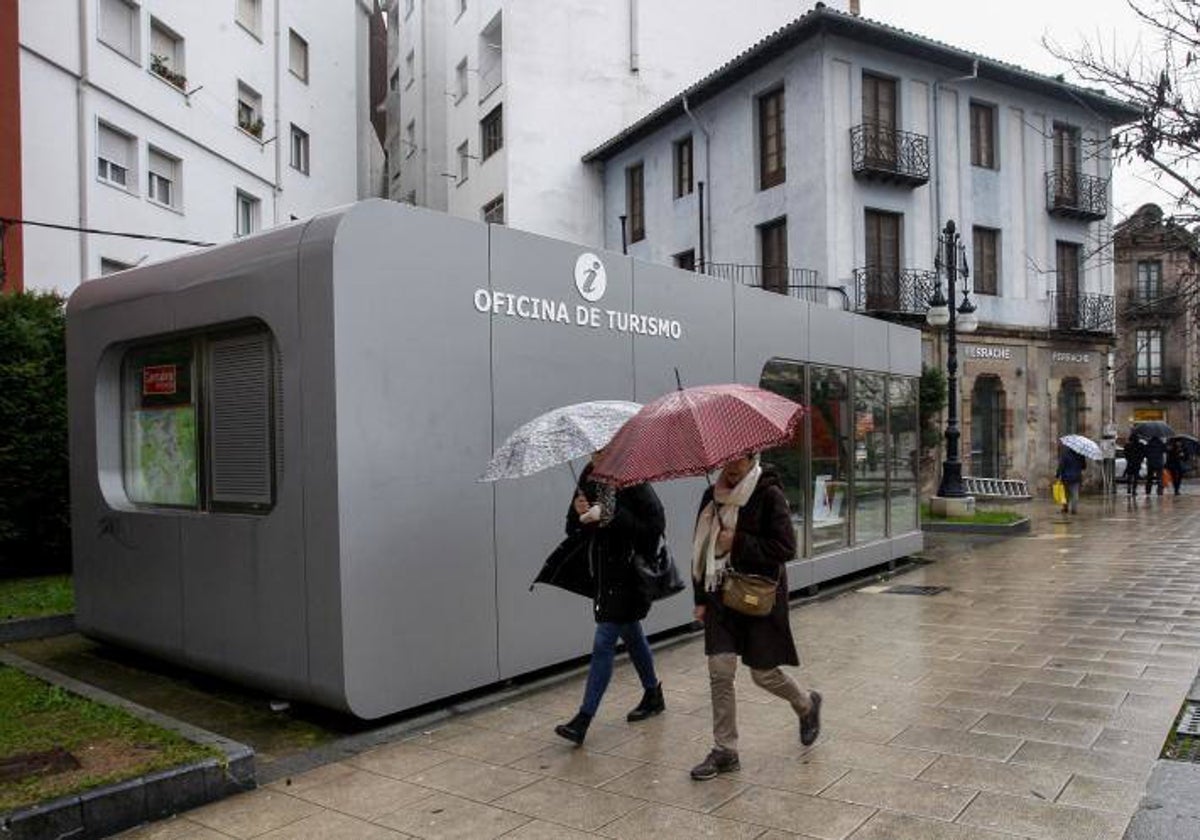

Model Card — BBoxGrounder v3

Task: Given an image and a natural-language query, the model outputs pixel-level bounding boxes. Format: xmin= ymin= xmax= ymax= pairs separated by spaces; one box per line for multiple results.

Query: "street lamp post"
xmin=927 ymin=220 xmax=978 ymax=511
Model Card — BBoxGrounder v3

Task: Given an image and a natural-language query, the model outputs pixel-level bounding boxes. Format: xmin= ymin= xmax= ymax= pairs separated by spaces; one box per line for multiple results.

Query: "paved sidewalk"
xmin=121 ymin=493 xmax=1200 ymax=840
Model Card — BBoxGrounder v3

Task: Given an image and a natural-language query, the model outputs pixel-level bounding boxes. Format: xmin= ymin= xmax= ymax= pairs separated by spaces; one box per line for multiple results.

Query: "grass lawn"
xmin=920 ymin=503 xmax=1026 ymax=525
xmin=0 ymin=665 xmax=220 ymax=813
xmin=0 ymin=575 xmax=74 ymax=621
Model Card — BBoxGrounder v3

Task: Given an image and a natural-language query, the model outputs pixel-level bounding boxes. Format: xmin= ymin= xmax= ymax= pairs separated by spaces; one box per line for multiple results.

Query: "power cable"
xmin=0 ymin=217 xmax=215 ymax=247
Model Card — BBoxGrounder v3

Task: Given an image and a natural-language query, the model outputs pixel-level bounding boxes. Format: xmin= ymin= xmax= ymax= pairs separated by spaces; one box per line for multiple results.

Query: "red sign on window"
xmin=143 ymin=365 xmax=178 ymax=396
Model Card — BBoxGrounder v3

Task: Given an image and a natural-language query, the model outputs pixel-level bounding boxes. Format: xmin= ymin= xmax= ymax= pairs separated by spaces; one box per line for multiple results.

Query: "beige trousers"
xmin=708 ymin=653 xmax=812 ymax=753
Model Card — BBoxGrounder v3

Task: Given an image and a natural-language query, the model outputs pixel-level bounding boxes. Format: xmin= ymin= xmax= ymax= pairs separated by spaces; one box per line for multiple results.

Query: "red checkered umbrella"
xmin=590 ymin=383 xmax=806 ymax=488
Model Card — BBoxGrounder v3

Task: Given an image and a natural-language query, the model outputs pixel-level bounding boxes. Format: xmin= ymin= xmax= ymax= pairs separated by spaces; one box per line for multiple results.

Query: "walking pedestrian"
xmin=1166 ymin=440 xmax=1186 ymax=496
xmin=1145 ymin=435 xmax=1166 ymax=496
xmin=1056 ymin=444 xmax=1086 ymax=514
xmin=553 ymin=453 xmax=667 ymax=746
xmin=689 ymin=453 xmax=820 ymax=781
xmin=1124 ymin=435 xmax=1144 ymax=495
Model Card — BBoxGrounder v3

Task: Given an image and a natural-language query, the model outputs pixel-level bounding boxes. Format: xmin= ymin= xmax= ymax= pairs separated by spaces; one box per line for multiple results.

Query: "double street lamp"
xmin=926 ymin=220 xmax=978 ymax=500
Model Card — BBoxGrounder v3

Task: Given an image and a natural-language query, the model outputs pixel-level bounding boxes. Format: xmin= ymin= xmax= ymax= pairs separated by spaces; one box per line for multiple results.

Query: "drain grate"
xmin=884 ymin=585 xmax=949 ymax=596
xmin=1162 ymin=702 xmax=1200 ymax=763
xmin=1177 ymin=704 xmax=1200 ymax=737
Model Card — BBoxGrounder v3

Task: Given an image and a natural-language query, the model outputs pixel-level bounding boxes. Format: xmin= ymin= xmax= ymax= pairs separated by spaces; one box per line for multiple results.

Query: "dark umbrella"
xmin=1169 ymin=434 xmax=1200 ymax=456
xmin=1132 ymin=421 xmax=1174 ymax=441
xmin=530 ymin=532 xmax=595 ymax=598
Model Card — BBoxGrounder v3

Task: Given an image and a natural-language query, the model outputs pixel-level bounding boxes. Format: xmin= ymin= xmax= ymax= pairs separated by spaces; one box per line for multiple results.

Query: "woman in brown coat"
xmin=689 ymin=453 xmax=822 ymax=780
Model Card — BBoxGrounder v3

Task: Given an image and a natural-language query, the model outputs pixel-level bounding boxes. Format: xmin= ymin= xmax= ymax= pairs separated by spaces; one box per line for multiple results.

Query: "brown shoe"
xmin=800 ymin=691 xmax=822 ymax=746
xmin=690 ymin=748 xmax=739 ymax=781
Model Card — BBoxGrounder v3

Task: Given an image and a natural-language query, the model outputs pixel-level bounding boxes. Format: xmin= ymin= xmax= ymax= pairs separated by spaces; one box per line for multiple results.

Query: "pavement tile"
xmin=713 ymin=785 xmax=874 ymax=840
xmin=819 ymin=768 xmax=976 ymax=821
xmin=403 ymin=757 xmax=541 ymax=803
xmin=435 ymin=727 xmax=549 ymax=765
xmin=979 ymin=664 xmax=1084 ymax=687
xmin=497 ymin=819 xmax=598 ymax=840
xmin=1047 ymin=702 xmax=1121 ymax=727
xmin=117 ymin=819 xmax=233 ymax=840
xmin=735 ymin=754 xmax=850 ymax=795
xmin=509 ymin=743 xmax=645 ymax=787
xmin=969 ymin=713 xmax=1102 ymax=747
xmin=546 ymin=721 xmax=642 ymax=754
xmin=290 ymin=769 xmax=430 ymax=820
xmin=847 ymin=810 xmax=1016 ymax=840
xmin=958 ymin=790 xmax=1129 ymax=839
xmin=345 ymin=742 xmax=453 ymax=780
xmin=1043 ymin=657 xmax=1144 ymax=676
xmin=918 ymin=754 xmax=1070 ymax=801
xmin=1013 ymin=681 xmax=1125 ymax=707
xmin=1078 ymin=673 xmax=1184 ymax=698
xmin=600 ymin=762 xmax=745 ymax=812
xmin=801 ymin=738 xmax=939 ymax=778
xmin=608 ymin=733 xmax=709 ymax=770
xmin=1009 ymin=740 xmax=1154 ymax=782
xmin=939 ymin=690 xmax=1055 ymax=720
xmin=187 ymin=790 xmax=321 ymax=838
xmin=597 ymin=802 xmax=766 ymax=840
xmin=875 ymin=704 xmax=987 ymax=731
xmin=1056 ymin=774 xmax=1146 ymax=814
xmin=1089 ymin=726 xmax=1167 ymax=758
xmin=889 ymin=724 xmax=1022 ymax=762
xmin=266 ymin=761 xmax=358 ymax=794
xmin=374 ymin=791 xmax=529 ymax=839
xmin=462 ymin=704 xmax=560 ymax=735
xmin=493 ymin=777 xmax=642 ymax=832
xmin=256 ymin=810 xmax=409 ymax=839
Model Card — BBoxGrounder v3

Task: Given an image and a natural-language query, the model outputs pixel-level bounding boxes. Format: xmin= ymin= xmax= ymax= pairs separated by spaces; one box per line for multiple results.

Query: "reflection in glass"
xmin=888 ymin=377 xmax=920 ymax=533
xmin=853 ymin=372 xmax=888 ymax=543
xmin=811 ymin=367 xmax=851 ymax=554
xmin=123 ymin=342 xmax=199 ymax=508
xmin=759 ymin=359 xmax=806 ymax=557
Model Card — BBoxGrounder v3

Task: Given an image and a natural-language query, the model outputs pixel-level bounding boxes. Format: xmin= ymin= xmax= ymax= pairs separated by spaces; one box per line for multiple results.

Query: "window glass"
xmin=888 ymin=377 xmax=919 ymax=534
xmin=970 ymin=102 xmax=996 ymax=168
xmin=482 ymin=194 xmax=504 ymax=224
xmin=98 ymin=124 xmax=133 ymax=188
xmin=626 ymin=163 xmax=645 ymax=242
xmin=123 ymin=342 xmax=199 ymax=508
xmin=811 ymin=366 xmax=851 ymax=553
xmin=853 ymin=372 xmax=888 ymax=544
xmin=973 ymin=227 xmax=999 ymax=295
xmin=760 ymin=360 xmax=806 ymax=557
xmin=481 ymin=104 xmax=503 ymax=159
xmin=674 ymin=135 xmax=693 ymax=198
xmin=759 ymin=87 xmax=785 ymax=189
xmin=290 ymin=125 xmax=309 ymax=174
xmin=289 ymin=30 xmax=309 ymax=81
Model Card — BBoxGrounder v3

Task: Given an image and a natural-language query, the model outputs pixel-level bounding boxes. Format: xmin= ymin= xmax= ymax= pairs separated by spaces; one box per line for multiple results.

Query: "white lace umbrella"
xmin=1060 ymin=434 xmax=1102 ymax=461
xmin=480 ymin=400 xmax=642 ymax=481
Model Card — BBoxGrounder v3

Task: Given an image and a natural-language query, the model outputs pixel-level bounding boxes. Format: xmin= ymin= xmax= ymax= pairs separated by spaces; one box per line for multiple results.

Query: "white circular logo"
xmin=574 ymin=253 xmax=606 ymax=302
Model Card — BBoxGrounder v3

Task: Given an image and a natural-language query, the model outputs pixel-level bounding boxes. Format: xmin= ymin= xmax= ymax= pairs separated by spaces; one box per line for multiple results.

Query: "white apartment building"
xmin=584 ymin=5 xmax=1138 ymax=487
xmin=11 ymin=0 xmax=382 ymax=293
xmin=385 ymin=0 xmax=851 ymax=245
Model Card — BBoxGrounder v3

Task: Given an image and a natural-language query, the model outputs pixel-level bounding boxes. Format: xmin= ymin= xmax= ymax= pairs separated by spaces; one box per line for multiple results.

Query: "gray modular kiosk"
xmin=67 ymin=200 xmax=923 ymax=719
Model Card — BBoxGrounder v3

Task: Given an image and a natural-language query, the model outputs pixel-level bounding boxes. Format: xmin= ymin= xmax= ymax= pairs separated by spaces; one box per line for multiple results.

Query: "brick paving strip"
xmin=118 ymin=496 xmax=1200 ymax=840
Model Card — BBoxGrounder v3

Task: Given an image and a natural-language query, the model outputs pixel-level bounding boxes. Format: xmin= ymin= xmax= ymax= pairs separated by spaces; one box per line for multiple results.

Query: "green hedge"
xmin=0 ymin=292 xmax=70 ymax=575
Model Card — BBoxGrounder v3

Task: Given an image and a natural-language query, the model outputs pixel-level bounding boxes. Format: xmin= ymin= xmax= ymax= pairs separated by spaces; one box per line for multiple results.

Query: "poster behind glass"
xmin=810 ymin=366 xmax=850 ymax=554
xmin=124 ymin=344 xmax=199 ymax=508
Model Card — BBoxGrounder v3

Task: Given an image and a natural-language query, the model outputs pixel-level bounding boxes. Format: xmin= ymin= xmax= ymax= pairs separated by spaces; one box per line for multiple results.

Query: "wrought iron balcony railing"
xmin=1049 ymin=291 xmax=1115 ymax=332
xmin=702 ymin=263 xmax=846 ymax=306
xmin=1045 ymin=170 xmax=1108 ymax=221
xmin=1122 ymin=366 xmax=1183 ymax=395
xmin=1122 ymin=288 xmax=1182 ymax=319
xmin=850 ymin=122 xmax=930 ymax=187
xmin=852 ymin=267 xmax=938 ymax=315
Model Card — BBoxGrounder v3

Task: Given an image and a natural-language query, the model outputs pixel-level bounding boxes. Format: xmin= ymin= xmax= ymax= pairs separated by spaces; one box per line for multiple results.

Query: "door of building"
xmin=971 ymin=375 xmax=1004 ymax=478
xmin=864 ymin=210 xmax=901 ymax=310
xmin=863 ymin=74 xmax=897 ymax=167
xmin=1052 ymin=123 xmax=1080 ymax=205
xmin=1055 ymin=242 xmax=1081 ymax=328
xmin=759 ymin=217 xmax=788 ymax=294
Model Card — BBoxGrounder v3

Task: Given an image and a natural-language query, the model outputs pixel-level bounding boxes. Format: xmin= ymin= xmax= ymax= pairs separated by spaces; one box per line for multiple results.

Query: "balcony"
xmin=703 ymin=263 xmax=845 ymax=306
xmin=1045 ymin=170 xmax=1108 ymax=221
xmin=852 ymin=267 xmax=937 ymax=316
xmin=1122 ymin=289 xmax=1182 ymax=320
xmin=1049 ymin=291 xmax=1115 ymax=333
xmin=1122 ymin=366 xmax=1184 ymax=396
xmin=850 ymin=122 xmax=930 ymax=187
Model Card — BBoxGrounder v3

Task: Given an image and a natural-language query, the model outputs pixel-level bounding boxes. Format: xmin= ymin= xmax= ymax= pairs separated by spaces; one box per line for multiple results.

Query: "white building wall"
xmin=18 ymin=0 xmax=376 ymax=293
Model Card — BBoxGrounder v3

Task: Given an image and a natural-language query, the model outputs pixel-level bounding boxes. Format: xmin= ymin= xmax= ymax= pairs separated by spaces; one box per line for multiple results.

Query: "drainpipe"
xmin=697 ymin=180 xmax=705 ymax=273
xmin=931 ymin=59 xmax=978 ymax=240
xmin=76 ymin=0 xmax=90 ymax=280
xmin=682 ymin=94 xmax=710 ymax=268
xmin=272 ymin=0 xmax=282 ymax=224
xmin=628 ymin=0 xmax=638 ymax=72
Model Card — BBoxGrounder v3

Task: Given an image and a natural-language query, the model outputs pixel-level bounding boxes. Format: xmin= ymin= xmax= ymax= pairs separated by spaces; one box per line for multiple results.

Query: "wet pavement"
xmin=112 ymin=490 xmax=1200 ymax=839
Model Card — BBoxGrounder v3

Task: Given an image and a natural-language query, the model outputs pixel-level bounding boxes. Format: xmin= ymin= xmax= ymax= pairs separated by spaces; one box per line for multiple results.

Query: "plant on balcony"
xmin=150 ymin=53 xmax=187 ymax=91
xmin=238 ymin=114 xmax=265 ymax=138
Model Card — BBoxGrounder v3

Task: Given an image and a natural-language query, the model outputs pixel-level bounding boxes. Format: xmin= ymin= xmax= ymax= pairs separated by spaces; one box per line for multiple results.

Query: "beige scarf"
xmin=692 ymin=459 xmax=762 ymax=592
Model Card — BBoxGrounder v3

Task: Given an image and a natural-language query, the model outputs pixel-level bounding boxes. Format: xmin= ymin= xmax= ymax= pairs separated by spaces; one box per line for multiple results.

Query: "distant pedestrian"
xmin=1166 ymin=440 xmax=1186 ymax=496
xmin=1146 ymin=436 xmax=1166 ymax=496
xmin=1124 ymin=436 xmax=1144 ymax=495
xmin=1056 ymin=444 xmax=1086 ymax=514
xmin=689 ymin=453 xmax=821 ymax=782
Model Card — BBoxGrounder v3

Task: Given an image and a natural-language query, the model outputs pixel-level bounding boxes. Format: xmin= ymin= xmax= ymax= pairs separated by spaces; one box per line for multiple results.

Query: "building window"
xmin=405 ymin=120 xmax=416 ymax=157
xmin=147 ymin=147 xmax=179 ymax=208
xmin=480 ymin=104 xmax=503 ymax=159
xmin=237 ymin=82 xmax=264 ymax=138
xmin=1055 ymin=241 xmax=1081 ymax=329
xmin=405 ymin=50 xmax=415 ymax=87
xmin=811 ymin=366 xmax=851 ymax=554
xmin=759 ymin=217 xmax=788 ymax=294
xmin=149 ymin=19 xmax=186 ymax=90
xmin=122 ymin=327 xmax=279 ymax=512
xmin=674 ymin=250 xmax=696 ymax=271
xmin=626 ymin=163 xmax=645 ymax=243
xmin=236 ymin=191 xmax=260 ymax=237
xmin=479 ymin=13 xmax=503 ymax=100
xmin=1136 ymin=260 xmax=1163 ymax=301
xmin=853 ymin=371 xmax=888 ymax=545
xmin=1052 ymin=123 xmax=1081 ymax=203
xmin=456 ymin=141 xmax=470 ymax=184
xmin=289 ymin=30 xmax=309 ymax=82
xmin=1135 ymin=329 xmax=1164 ymax=384
xmin=236 ymin=0 xmax=261 ymax=36
xmin=758 ymin=87 xmax=785 ymax=189
xmin=482 ymin=194 xmax=504 ymax=225
xmin=97 ymin=123 xmax=134 ymax=190
xmin=455 ymin=58 xmax=469 ymax=103
xmin=100 ymin=258 xmax=133 ymax=275
xmin=99 ymin=0 xmax=139 ymax=61
xmin=970 ymin=101 xmax=996 ymax=168
xmin=289 ymin=125 xmax=309 ymax=174
xmin=863 ymin=209 xmax=901 ymax=309
xmin=674 ymin=135 xmax=693 ymax=198
xmin=389 ymin=70 xmax=400 ymax=93
xmin=862 ymin=73 xmax=897 ymax=166
xmin=972 ymin=227 xmax=999 ymax=295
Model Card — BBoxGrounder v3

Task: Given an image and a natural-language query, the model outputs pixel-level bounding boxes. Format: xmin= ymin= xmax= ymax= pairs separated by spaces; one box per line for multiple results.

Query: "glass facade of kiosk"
xmin=761 ymin=359 xmax=920 ymax=558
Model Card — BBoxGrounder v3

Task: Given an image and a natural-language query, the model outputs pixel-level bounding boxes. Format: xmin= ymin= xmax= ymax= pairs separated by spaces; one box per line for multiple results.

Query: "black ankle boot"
xmin=626 ymin=682 xmax=665 ymax=722
xmin=554 ymin=711 xmax=592 ymax=745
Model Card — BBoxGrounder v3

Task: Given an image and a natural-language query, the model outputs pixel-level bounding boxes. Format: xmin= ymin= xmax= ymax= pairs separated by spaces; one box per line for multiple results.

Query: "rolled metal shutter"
xmin=208 ymin=332 xmax=274 ymax=507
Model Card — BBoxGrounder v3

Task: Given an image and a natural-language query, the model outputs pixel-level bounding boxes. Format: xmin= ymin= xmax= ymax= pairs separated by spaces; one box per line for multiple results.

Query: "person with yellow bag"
xmin=1056 ymin=444 xmax=1086 ymax=514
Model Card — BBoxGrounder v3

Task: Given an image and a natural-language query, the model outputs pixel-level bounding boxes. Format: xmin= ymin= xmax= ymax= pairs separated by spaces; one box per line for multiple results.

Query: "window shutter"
xmin=208 ymin=332 xmax=274 ymax=507
xmin=100 ymin=0 xmax=134 ymax=56
xmin=98 ymin=125 xmax=130 ymax=167
xmin=289 ymin=31 xmax=308 ymax=79
xmin=237 ymin=0 xmax=258 ymax=29
xmin=148 ymin=149 xmax=173 ymax=180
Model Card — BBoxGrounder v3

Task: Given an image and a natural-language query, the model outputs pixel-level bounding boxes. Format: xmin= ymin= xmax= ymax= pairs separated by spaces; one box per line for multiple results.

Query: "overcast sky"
xmin=864 ymin=0 xmax=1168 ymax=221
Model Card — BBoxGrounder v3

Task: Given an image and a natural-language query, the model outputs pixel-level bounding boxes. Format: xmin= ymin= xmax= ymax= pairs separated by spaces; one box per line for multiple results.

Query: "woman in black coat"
xmin=553 ymin=454 xmax=666 ymax=746
xmin=689 ymin=454 xmax=821 ymax=781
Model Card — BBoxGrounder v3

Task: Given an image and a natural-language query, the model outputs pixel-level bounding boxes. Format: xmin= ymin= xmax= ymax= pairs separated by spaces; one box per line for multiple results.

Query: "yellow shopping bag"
xmin=1052 ymin=479 xmax=1066 ymax=506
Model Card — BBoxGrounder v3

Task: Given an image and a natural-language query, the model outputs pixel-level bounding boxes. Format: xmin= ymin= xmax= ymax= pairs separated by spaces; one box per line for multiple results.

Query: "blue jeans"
xmin=580 ymin=621 xmax=658 ymax=716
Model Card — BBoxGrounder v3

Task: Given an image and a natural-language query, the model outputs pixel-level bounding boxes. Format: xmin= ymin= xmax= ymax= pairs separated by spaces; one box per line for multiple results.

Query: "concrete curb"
xmin=922 ymin=516 xmax=1032 ymax=535
xmin=0 ymin=613 xmax=75 ymax=643
xmin=0 ymin=649 xmax=255 ymax=840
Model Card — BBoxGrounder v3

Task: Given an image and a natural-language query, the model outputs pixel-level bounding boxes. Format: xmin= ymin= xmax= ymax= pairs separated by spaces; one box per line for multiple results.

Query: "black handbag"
xmin=633 ymin=537 xmax=686 ymax=602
